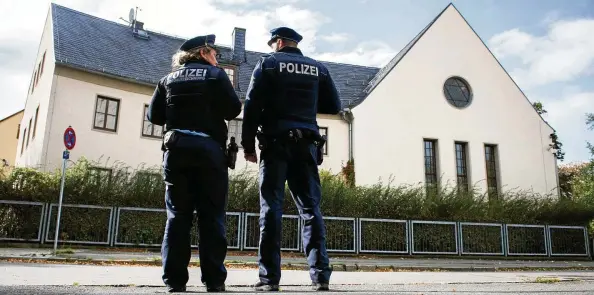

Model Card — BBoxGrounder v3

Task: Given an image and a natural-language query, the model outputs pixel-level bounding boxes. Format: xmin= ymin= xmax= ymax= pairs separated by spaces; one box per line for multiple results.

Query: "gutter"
xmin=340 ymin=108 xmax=354 ymax=161
xmin=55 ymin=61 xmax=158 ymax=87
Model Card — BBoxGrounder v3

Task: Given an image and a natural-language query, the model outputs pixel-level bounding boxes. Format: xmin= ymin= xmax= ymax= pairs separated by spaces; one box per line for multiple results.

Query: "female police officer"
xmin=147 ymin=34 xmax=242 ymax=293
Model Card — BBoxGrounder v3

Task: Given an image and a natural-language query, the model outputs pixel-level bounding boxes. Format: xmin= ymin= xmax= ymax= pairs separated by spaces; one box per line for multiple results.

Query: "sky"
xmin=0 ymin=0 xmax=593 ymax=163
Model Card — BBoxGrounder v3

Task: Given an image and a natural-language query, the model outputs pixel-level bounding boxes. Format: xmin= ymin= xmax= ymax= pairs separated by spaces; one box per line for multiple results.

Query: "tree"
xmin=532 ymin=101 xmax=547 ymax=115
xmin=533 ymin=101 xmax=565 ymax=161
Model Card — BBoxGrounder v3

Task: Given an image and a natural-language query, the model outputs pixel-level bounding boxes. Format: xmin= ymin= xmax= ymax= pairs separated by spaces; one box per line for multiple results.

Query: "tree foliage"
xmin=532 ymin=101 xmax=565 ymax=161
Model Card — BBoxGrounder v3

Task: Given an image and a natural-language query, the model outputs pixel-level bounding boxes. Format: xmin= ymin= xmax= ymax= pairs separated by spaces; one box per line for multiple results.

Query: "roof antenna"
xmin=119 ymin=7 xmax=141 ymax=28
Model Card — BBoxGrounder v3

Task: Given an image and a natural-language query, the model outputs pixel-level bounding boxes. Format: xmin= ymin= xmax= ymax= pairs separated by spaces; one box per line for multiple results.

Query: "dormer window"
xmin=220 ymin=65 xmax=237 ymax=88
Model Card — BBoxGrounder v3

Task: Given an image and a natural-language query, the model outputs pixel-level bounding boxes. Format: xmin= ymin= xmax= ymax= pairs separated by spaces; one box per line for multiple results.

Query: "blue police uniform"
xmin=147 ymin=34 xmax=242 ymax=293
xmin=241 ymin=27 xmax=342 ymax=291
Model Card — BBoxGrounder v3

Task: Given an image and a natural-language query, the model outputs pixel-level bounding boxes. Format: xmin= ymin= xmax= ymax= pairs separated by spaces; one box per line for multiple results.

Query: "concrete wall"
xmin=0 ymin=111 xmax=24 ymax=167
xmin=352 ymin=6 xmax=558 ymax=196
xmin=15 ymin=8 xmax=56 ymax=170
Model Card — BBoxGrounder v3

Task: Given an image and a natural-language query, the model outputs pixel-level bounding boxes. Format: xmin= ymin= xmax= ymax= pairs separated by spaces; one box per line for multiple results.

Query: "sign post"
xmin=53 ymin=126 xmax=76 ymax=255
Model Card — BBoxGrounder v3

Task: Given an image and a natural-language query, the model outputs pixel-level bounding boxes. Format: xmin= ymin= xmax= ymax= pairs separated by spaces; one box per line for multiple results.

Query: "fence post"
xmin=456 ymin=222 xmax=464 ymax=256
xmin=545 ymin=225 xmax=552 ymax=257
xmin=408 ymin=220 xmax=413 ymax=255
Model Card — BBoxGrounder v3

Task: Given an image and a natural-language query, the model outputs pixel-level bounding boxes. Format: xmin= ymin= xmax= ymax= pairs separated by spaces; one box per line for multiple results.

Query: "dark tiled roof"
xmin=50 ymin=4 xmax=379 ymax=108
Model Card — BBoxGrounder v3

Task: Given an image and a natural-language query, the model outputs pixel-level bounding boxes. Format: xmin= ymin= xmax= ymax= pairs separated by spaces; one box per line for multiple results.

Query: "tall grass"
xmin=1 ymin=157 xmax=593 ymax=226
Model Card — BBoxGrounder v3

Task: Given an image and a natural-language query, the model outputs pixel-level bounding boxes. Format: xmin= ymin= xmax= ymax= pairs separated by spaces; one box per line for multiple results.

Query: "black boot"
xmin=253 ymin=281 xmax=280 ymax=291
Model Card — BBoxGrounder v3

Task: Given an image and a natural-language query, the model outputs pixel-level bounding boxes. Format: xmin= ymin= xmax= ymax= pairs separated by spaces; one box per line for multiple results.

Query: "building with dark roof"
xmin=0 ymin=109 xmax=24 ymax=168
xmin=15 ymin=3 xmax=559 ymax=196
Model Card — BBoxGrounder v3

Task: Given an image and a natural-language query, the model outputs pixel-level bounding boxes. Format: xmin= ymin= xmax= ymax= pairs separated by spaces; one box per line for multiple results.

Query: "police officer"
xmin=147 ymin=34 xmax=242 ymax=293
xmin=241 ymin=27 xmax=342 ymax=291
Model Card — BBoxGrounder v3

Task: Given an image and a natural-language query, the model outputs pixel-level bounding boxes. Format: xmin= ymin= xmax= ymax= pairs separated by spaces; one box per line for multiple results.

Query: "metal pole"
xmin=53 ymin=152 xmax=67 ymax=254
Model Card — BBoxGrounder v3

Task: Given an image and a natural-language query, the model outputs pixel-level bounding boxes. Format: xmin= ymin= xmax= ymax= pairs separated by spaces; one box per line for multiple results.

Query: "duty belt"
xmin=163 ymin=130 xmax=215 ymax=150
xmin=257 ymin=128 xmax=324 ymax=146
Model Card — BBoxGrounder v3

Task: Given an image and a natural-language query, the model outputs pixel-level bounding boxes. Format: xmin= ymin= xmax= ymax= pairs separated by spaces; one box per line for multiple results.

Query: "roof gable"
xmin=0 ymin=110 xmax=24 ymax=123
xmin=357 ymin=3 xmax=554 ymax=131
xmin=360 ymin=4 xmax=450 ymax=100
xmin=50 ymin=4 xmax=379 ymax=108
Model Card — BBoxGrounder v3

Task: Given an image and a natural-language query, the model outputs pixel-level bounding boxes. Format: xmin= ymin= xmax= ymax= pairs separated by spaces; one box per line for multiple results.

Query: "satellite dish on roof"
xmin=129 ymin=8 xmax=135 ymax=24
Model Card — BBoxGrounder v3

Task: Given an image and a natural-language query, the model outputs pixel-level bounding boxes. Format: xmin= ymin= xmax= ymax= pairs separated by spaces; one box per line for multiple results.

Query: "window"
xmin=220 ymin=65 xmax=236 ymax=87
xmin=32 ymin=106 xmax=39 ymax=138
xmin=227 ymin=119 xmax=242 ymax=148
xmin=93 ymin=96 xmax=120 ymax=132
xmin=26 ymin=119 xmax=32 ymax=147
xmin=443 ymin=76 xmax=472 ymax=108
xmin=142 ymin=104 xmax=163 ymax=138
xmin=32 ymin=71 xmax=36 ymax=93
xmin=455 ymin=142 xmax=469 ymax=192
xmin=484 ymin=144 xmax=499 ymax=198
xmin=36 ymin=63 xmax=41 ymax=86
xmin=21 ymin=128 xmax=27 ymax=154
xmin=28 ymin=76 xmax=33 ymax=94
xmin=424 ymin=139 xmax=438 ymax=188
xmin=16 ymin=124 xmax=20 ymax=139
xmin=89 ymin=167 xmax=112 ymax=186
xmin=41 ymin=51 xmax=46 ymax=74
xmin=319 ymin=127 xmax=328 ymax=155
xmin=135 ymin=172 xmax=162 ymax=189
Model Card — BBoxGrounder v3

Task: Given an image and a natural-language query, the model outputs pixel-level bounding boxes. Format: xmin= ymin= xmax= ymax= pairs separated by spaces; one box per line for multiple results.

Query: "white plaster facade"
xmin=16 ymin=9 xmax=57 ymax=171
xmin=13 ymin=4 xmax=559 ymax=196
xmin=352 ymin=5 xmax=559 ymax=196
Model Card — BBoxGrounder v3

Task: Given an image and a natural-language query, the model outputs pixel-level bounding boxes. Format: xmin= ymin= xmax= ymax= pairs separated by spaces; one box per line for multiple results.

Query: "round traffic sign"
xmin=63 ymin=127 xmax=76 ymax=150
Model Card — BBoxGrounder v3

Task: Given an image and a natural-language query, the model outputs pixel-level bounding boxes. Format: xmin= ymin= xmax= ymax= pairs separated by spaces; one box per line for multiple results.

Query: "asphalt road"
xmin=2 ymin=262 xmax=594 ymax=294
xmin=1 ymin=282 xmax=594 ymax=294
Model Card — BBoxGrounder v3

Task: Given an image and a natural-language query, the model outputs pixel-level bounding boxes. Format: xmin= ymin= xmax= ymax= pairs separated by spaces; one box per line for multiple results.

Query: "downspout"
xmin=340 ymin=108 xmax=354 ymax=161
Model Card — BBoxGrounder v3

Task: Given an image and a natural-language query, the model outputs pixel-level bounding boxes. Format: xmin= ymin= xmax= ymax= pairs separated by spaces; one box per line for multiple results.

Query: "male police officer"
xmin=241 ymin=27 xmax=342 ymax=292
xmin=147 ymin=34 xmax=242 ymax=293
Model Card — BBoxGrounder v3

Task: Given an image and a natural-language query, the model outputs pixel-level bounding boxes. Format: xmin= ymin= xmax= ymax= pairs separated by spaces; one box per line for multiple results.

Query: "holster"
xmin=162 ymin=130 xmax=180 ymax=151
xmin=226 ymin=136 xmax=239 ymax=170
xmin=260 ymin=129 xmax=326 ymax=166
xmin=314 ymin=134 xmax=326 ymax=166
xmin=256 ymin=131 xmax=269 ymax=151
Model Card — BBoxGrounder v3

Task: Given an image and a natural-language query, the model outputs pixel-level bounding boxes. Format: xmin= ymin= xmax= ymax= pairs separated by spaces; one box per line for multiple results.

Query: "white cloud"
xmin=212 ymin=0 xmax=302 ymax=5
xmin=320 ymin=33 xmax=350 ymax=43
xmin=314 ymin=41 xmax=396 ymax=67
xmin=488 ymin=18 xmax=594 ymax=89
xmin=0 ymin=0 xmax=394 ymax=120
xmin=534 ymin=90 xmax=594 ymax=163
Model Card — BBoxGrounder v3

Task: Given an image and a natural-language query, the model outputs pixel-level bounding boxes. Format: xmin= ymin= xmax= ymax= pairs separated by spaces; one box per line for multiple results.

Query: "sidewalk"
xmin=2 ymin=247 xmax=594 ymax=272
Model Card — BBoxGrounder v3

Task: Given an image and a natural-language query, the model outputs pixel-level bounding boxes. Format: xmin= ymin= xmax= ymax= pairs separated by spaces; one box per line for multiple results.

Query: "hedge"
xmin=1 ymin=157 xmax=593 ymax=248
xmin=1 ymin=157 xmax=593 ymax=225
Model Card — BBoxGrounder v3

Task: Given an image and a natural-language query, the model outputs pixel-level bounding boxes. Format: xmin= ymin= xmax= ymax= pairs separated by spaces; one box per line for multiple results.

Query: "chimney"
xmin=132 ymin=20 xmax=149 ymax=40
xmin=232 ymin=27 xmax=246 ymax=61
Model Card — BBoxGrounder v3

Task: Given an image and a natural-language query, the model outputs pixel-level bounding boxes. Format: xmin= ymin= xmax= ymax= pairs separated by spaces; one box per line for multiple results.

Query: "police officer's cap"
xmin=179 ymin=34 xmax=218 ymax=52
xmin=267 ymin=27 xmax=303 ymax=46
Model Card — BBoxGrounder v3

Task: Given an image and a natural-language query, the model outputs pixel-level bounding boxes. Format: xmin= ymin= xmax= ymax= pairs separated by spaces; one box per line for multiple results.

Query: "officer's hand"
xmin=245 ymin=152 xmax=258 ymax=163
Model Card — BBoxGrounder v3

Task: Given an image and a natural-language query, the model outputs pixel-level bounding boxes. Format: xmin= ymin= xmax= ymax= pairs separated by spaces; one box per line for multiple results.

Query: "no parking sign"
xmin=63 ymin=126 xmax=76 ymax=150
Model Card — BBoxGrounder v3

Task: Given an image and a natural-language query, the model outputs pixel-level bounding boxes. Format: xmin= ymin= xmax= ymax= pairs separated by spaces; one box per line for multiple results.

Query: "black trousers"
xmin=257 ymin=139 xmax=332 ymax=285
xmin=160 ymin=135 xmax=229 ymax=288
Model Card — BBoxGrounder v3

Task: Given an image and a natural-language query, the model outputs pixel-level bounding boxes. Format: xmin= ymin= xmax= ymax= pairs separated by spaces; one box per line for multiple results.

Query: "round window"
xmin=443 ymin=77 xmax=472 ymax=108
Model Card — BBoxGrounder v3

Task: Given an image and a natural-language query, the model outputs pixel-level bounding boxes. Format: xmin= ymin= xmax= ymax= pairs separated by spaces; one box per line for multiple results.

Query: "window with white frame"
xmin=319 ymin=127 xmax=328 ymax=155
xmin=227 ymin=119 xmax=242 ymax=148
xmin=220 ymin=65 xmax=236 ymax=87
xmin=142 ymin=104 xmax=163 ymax=138
xmin=93 ymin=96 xmax=120 ymax=132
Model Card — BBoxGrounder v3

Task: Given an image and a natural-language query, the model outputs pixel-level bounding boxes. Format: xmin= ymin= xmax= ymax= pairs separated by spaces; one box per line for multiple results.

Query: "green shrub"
xmin=0 ymin=156 xmax=593 ymax=228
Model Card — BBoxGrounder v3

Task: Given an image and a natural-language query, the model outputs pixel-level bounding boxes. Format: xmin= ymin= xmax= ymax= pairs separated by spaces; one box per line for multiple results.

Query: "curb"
xmin=3 ymin=256 xmax=594 ymax=272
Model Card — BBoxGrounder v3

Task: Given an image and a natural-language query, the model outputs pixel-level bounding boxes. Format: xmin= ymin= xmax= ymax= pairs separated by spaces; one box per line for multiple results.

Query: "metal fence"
xmin=243 ymin=213 xmax=301 ymax=251
xmin=359 ymin=218 xmax=408 ymax=254
xmin=0 ymin=200 xmax=45 ymax=242
xmin=2 ymin=202 xmax=591 ymax=258
xmin=459 ymin=222 xmax=505 ymax=256
xmin=45 ymin=204 xmax=114 ymax=245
